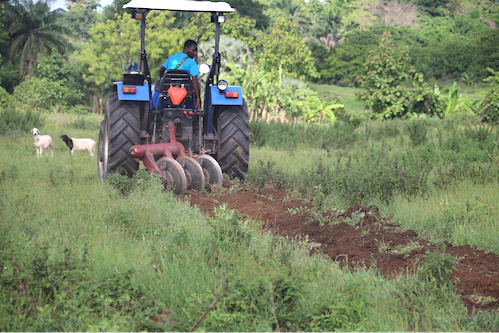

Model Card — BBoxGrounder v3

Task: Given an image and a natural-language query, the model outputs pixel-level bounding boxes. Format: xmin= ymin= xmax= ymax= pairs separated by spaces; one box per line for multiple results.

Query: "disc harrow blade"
xmin=195 ymin=154 xmax=223 ymax=188
xmin=157 ymin=157 xmax=187 ymax=195
xmin=177 ymin=156 xmax=205 ymax=191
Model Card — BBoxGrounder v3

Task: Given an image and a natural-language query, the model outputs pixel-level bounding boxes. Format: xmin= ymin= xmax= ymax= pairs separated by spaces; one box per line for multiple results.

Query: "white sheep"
xmin=31 ymin=128 xmax=53 ymax=158
xmin=60 ymin=134 xmax=96 ymax=156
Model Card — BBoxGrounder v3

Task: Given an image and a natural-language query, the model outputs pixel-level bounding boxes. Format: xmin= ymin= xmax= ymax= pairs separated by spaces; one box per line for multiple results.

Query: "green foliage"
xmin=35 ymin=53 xmax=86 ymax=110
xmin=0 ymin=107 xmax=45 ymax=132
xmin=358 ymin=33 xmax=443 ymax=119
xmin=405 ymin=119 xmax=429 ymax=146
xmin=208 ymin=206 xmax=253 ymax=252
xmin=10 ymin=76 xmax=65 ymax=112
xmin=307 ymin=281 xmax=372 ymax=331
xmin=198 ymin=36 xmax=251 ymax=74
xmin=61 ymin=3 xmax=99 ymax=43
xmin=5 ymin=0 xmax=70 ymax=79
xmin=410 ymin=73 xmax=444 ymax=117
xmin=442 ymin=82 xmax=476 ymax=120
xmin=0 ymin=237 xmax=161 ymax=331
xmin=477 ymin=67 xmax=499 ymax=124
xmin=441 ymin=197 xmax=492 ymax=234
xmin=256 ymin=18 xmax=319 ymax=81
xmin=0 ymin=86 xmax=10 ymax=109
xmin=247 ymin=159 xmax=288 ymax=190
xmin=417 ymin=244 xmax=456 ymax=287
xmin=415 ymin=29 xmax=499 ymax=81
xmin=225 ymin=0 xmax=270 ymax=29
xmin=357 ymin=32 xmax=415 ymax=119
xmin=76 ymin=13 xmax=141 ymax=95
xmin=107 ymin=169 xmax=161 ymax=196
xmin=249 ymin=120 xmax=358 ymax=151
xmin=225 ymin=57 xmax=324 ymax=121
xmin=1 ymin=113 xmax=498 ymax=331
xmin=417 ymin=0 xmax=450 ymax=17
xmin=298 ymin=92 xmax=341 ymax=124
xmin=221 ymin=13 xmax=258 ymax=49
xmin=318 ymin=30 xmax=379 ymax=85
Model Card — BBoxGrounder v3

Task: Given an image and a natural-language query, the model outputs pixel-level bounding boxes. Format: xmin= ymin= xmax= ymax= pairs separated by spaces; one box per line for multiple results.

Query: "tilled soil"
xmin=181 ymin=183 xmax=499 ymax=315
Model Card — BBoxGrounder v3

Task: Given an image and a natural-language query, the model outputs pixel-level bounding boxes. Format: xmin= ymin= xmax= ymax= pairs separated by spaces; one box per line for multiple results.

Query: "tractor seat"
xmin=159 ymin=70 xmax=193 ymax=95
xmin=158 ymin=70 xmax=194 ymax=109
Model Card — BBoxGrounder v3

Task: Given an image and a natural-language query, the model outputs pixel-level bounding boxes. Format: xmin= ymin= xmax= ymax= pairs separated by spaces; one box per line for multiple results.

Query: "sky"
xmin=49 ymin=0 xmax=114 ymax=11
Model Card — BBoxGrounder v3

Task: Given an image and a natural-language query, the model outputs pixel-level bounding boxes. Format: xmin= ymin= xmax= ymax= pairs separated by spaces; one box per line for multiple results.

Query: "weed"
xmin=246 ymin=160 xmax=287 ymax=190
xmin=378 ymin=241 xmax=391 ymax=253
xmin=107 ymin=169 xmax=160 ymax=196
xmin=416 ymin=243 xmax=456 ymax=287
xmin=67 ymin=115 xmax=100 ymax=130
xmin=466 ymin=293 xmax=497 ymax=306
xmin=287 ymin=206 xmax=305 ymax=215
xmin=307 ymin=281 xmax=372 ymax=331
xmin=393 ymin=241 xmax=423 ymax=257
xmin=405 ymin=119 xmax=429 ymax=146
xmin=209 ymin=205 xmax=252 ymax=252
xmin=344 ymin=210 xmax=366 ymax=226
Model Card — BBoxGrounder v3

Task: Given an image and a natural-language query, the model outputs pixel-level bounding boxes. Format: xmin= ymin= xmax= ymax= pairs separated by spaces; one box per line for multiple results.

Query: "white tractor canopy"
xmin=123 ymin=0 xmax=234 ymax=12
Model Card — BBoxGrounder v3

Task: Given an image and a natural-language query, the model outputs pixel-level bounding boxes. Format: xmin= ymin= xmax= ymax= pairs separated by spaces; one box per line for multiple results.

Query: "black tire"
xmin=216 ymin=101 xmax=250 ymax=179
xmin=98 ymin=92 xmax=141 ymax=179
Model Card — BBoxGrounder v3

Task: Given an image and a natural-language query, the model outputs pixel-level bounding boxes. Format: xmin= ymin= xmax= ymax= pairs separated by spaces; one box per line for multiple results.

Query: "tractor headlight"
xmin=217 ymin=80 xmax=228 ymax=92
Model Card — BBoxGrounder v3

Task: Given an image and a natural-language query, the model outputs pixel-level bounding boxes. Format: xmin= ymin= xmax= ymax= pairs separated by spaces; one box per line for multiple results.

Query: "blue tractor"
xmin=98 ymin=0 xmax=249 ymax=194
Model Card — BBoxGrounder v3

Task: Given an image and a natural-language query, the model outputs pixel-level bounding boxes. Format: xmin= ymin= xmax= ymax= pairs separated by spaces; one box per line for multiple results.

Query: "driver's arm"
xmin=192 ymin=75 xmax=201 ymax=110
xmin=159 ymin=65 xmax=166 ymax=79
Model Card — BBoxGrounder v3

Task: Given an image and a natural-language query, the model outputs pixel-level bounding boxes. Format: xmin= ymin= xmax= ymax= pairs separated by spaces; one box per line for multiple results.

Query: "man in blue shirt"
xmin=159 ymin=39 xmax=201 ymax=110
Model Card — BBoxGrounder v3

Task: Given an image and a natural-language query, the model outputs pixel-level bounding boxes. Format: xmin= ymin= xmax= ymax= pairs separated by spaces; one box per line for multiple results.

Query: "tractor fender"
xmin=210 ymin=85 xmax=243 ymax=106
xmin=115 ymin=82 xmax=150 ymax=101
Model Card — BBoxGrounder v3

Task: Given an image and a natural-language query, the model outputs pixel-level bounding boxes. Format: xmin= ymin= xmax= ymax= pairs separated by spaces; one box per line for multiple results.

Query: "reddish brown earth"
xmin=181 ymin=183 xmax=499 ymax=315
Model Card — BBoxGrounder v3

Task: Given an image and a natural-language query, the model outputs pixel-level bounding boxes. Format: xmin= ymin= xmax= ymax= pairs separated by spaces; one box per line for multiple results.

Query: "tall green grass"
xmin=248 ymin=119 xmax=499 ymax=254
xmin=1 ymin=114 xmax=498 ymax=331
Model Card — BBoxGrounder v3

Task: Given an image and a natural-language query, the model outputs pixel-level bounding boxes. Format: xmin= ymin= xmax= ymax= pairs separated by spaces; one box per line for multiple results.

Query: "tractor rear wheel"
xmin=98 ymin=92 xmax=140 ymax=179
xmin=216 ymin=101 xmax=250 ymax=179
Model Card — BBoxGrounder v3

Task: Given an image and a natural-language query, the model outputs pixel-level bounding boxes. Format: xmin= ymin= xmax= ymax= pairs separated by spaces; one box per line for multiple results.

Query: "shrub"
xmin=477 ymin=68 xmax=499 ymax=124
xmin=10 ymin=76 xmax=63 ymax=112
xmin=0 ymin=86 xmax=10 ymax=109
xmin=405 ymin=119 xmax=429 ymax=146
xmin=0 ymin=108 xmax=45 ymax=133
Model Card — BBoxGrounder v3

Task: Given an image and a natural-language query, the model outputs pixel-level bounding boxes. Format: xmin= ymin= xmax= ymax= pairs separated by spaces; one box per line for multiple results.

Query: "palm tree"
xmin=6 ymin=0 xmax=70 ymax=79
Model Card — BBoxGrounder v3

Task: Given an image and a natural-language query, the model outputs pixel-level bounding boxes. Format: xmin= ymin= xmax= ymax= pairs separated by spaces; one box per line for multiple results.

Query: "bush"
xmin=405 ymin=119 xmax=429 ymax=146
xmin=477 ymin=68 xmax=499 ymax=124
xmin=10 ymin=76 xmax=65 ymax=112
xmin=0 ymin=86 xmax=10 ymax=109
xmin=0 ymin=108 xmax=45 ymax=133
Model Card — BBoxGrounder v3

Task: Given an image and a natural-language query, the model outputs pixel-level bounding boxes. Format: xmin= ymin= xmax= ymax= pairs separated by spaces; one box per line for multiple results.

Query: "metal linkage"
xmin=129 ymin=122 xmax=185 ymax=174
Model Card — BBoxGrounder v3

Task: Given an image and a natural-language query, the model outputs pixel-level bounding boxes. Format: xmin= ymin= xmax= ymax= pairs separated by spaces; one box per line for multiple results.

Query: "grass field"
xmin=311 ymin=83 xmax=367 ymax=114
xmin=310 ymin=82 xmax=493 ymax=116
xmin=1 ymin=112 xmax=498 ymax=331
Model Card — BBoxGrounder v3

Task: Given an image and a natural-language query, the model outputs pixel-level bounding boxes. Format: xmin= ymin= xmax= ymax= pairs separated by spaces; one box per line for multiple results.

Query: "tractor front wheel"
xmin=216 ymin=102 xmax=250 ymax=179
xmin=98 ymin=92 xmax=141 ymax=179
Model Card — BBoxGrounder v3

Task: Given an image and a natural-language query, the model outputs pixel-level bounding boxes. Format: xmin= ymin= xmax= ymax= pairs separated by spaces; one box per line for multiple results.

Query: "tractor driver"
xmin=159 ymin=39 xmax=202 ymax=110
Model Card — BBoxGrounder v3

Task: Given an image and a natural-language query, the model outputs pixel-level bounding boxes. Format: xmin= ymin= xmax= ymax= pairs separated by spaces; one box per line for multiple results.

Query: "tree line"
xmin=0 ymin=0 xmax=497 ymax=121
